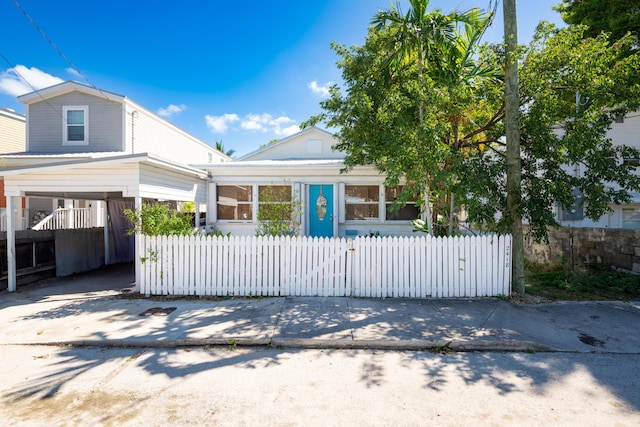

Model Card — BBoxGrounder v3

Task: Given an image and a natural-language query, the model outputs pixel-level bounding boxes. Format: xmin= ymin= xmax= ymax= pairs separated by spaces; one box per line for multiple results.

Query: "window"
xmin=345 ymin=185 xmax=379 ymax=220
xmin=63 ymin=106 xmax=88 ymax=145
xmin=385 ymin=186 xmax=420 ymax=221
xmin=258 ymin=185 xmax=291 ymax=210
xmin=217 ymin=185 xmax=253 ymax=220
xmin=622 ymin=208 xmax=640 ymax=230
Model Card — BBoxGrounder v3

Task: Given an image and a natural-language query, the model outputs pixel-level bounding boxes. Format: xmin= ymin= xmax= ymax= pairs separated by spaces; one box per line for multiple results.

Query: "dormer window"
xmin=63 ymin=106 xmax=88 ymax=145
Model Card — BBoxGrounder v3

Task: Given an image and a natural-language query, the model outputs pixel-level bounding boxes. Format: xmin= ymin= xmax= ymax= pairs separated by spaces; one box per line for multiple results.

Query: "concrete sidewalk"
xmin=1 ymin=265 xmax=639 ymax=353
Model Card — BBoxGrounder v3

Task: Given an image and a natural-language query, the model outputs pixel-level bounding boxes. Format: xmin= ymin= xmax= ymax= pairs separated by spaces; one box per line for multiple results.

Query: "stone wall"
xmin=524 ymin=226 xmax=640 ymax=273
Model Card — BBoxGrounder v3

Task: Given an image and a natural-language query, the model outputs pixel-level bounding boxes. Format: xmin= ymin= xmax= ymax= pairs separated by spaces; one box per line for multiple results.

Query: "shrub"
xmin=124 ymin=203 xmax=196 ymax=236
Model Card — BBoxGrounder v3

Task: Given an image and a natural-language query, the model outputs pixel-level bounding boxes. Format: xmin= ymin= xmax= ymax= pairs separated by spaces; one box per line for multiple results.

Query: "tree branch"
xmin=462 ymin=102 xmax=505 ymax=141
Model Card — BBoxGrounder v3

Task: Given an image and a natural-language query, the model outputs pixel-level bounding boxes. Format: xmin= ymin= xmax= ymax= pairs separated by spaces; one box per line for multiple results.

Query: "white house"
xmin=555 ymin=112 xmax=640 ymax=230
xmin=198 ymin=127 xmax=421 ymax=238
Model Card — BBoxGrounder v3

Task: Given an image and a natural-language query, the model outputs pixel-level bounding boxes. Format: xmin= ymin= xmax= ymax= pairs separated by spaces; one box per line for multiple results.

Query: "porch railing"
xmin=31 ymin=208 xmax=93 ymax=231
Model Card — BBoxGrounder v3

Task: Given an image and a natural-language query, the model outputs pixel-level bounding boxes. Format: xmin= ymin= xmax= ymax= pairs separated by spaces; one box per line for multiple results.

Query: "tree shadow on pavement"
xmin=2 ymin=282 xmax=640 ymax=415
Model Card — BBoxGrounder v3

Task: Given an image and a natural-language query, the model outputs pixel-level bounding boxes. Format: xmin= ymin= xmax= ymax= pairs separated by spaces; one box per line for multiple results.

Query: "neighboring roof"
xmin=18 ymin=80 xmax=125 ymax=105
xmin=197 ymin=159 xmax=346 ymax=169
xmin=0 ymin=108 xmax=25 ymax=121
xmin=1 ymin=151 xmax=123 ymax=159
xmin=0 ymin=151 xmax=126 ymax=168
xmin=0 ymin=152 xmax=208 ymax=179
xmin=237 ymin=126 xmax=337 ymax=161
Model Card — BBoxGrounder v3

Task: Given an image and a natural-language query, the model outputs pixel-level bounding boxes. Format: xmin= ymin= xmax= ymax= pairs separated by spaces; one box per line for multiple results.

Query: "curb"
xmin=3 ymin=338 xmax=557 ymax=353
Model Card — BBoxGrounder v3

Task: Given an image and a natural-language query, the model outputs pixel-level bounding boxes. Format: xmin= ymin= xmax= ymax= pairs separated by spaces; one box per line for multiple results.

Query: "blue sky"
xmin=0 ymin=0 xmax=564 ymax=157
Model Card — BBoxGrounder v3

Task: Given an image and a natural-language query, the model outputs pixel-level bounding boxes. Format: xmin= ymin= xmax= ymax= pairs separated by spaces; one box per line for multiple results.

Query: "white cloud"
xmin=157 ymin=103 xmax=187 ymax=118
xmin=205 ymin=113 xmax=239 ymax=133
xmin=240 ymin=113 xmax=271 ymax=132
xmin=65 ymin=67 xmax=82 ymax=79
xmin=308 ymin=80 xmax=332 ymax=97
xmin=0 ymin=65 xmax=64 ymax=97
xmin=280 ymin=124 xmax=300 ymax=136
xmin=206 ymin=112 xmax=299 ymax=136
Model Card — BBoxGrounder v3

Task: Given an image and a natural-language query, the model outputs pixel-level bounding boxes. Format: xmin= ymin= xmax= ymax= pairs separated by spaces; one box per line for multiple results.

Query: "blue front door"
xmin=309 ymin=184 xmax=334 ymax=237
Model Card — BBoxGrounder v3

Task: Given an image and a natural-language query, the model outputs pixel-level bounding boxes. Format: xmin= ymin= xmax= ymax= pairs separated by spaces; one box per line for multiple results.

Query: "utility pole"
xmin=503 ymin=0 xmax=525 ymax=293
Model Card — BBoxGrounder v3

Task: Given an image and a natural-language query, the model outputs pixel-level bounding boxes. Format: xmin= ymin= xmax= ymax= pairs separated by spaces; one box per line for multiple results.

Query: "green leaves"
xmin=308 ymin=3 xmax=640 ymax=242
xmin=124 ymin=203 xmax=195 ymax=236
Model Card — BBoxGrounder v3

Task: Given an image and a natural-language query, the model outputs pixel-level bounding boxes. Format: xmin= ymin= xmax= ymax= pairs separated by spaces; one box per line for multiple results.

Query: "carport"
xmin=1 ymin=153 xmax=208 ymax=292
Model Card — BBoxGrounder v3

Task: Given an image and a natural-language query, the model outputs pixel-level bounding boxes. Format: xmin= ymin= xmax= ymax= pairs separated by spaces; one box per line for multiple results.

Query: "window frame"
xmin=62 ymin=105 xmax=89 ymax=145
xmin=258 ymin=185 xmax=293 ymax=216
xmin=621 ymin=207 xmax=640 ymax=230
xmin=344 ymin=184 xmax=381 ymax=221
xmin=384 ymin=185 xmax=420 ymax=221
xmin=216 ymin=184 xmax=254 ymax=221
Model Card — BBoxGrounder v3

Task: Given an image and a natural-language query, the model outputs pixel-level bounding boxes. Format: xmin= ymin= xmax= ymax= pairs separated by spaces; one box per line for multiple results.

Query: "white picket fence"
xmin=137 ymin=234 xmax=512 ymax=298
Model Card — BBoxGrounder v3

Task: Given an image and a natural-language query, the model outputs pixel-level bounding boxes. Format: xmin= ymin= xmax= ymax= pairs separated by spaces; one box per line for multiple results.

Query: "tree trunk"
xmin=503 ymin=0 xmax=526 ymax=294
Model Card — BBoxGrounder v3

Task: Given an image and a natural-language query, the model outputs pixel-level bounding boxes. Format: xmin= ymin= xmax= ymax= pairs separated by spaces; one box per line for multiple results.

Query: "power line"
xmin=0 ymin=51 xmax=64 ymax=120
xmin=11 ymin=0 xmax=127 ymax=108
xmin=12 ymin=0 xmax=91 ymax=88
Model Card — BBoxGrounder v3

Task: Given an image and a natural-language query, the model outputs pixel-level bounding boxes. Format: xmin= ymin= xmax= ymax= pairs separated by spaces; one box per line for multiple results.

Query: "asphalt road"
xmin=1 ymin=345 xmax=639 ymax=426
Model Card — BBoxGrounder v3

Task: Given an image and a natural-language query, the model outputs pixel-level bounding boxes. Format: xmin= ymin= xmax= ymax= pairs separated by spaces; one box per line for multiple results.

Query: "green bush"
xmin=255 ymin=185 xmax=303 ymax=237
xmin=124 ymin=203 xmax=195 ymax=236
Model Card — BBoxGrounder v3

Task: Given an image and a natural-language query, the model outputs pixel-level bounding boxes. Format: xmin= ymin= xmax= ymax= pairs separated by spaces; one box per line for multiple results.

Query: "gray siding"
xmin=28 ymin=92 xmax=124 ymax=153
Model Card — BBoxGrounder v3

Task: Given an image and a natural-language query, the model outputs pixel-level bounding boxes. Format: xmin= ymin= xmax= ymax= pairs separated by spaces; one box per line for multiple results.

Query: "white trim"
xmin=0 ymin=108 xmax=25 ymax=121
xmin=25 ymin=108 xmax=30 ymax=151
xmin=18 ymin=80 xmax=125 ymax=104
xmin=0 ymin=153 xmax=208 ymax=179
xmin=6 ymin=197 xmax=16 ymax=292
xmin=63 ymin=105 xmax=89 ymax=146
xmin=237 ymin=127 xmax=335 ymax=161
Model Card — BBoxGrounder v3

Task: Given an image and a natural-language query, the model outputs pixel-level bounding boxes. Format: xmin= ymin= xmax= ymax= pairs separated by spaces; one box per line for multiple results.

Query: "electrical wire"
xmin=11 ymin=0 xmax=127 ymax=108
xmin=0 ymin=51 xmax=64 ymax=120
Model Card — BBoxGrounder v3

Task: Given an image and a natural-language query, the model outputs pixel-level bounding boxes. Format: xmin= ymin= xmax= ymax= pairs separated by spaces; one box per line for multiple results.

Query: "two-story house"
xmin=1 ymin=81 xmax=229 ymax=290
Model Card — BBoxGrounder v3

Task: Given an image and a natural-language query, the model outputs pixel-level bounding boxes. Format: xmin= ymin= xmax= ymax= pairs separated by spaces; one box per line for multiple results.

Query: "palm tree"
xmin=215 ymin=140 xmax=235 ymax=158
xmin=372 ymin=0 xmax=496 ymax=235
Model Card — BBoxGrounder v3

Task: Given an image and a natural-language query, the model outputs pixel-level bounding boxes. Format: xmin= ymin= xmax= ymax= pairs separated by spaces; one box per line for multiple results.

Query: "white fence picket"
xmin=135 ymin=234 xmax=512 ymax=298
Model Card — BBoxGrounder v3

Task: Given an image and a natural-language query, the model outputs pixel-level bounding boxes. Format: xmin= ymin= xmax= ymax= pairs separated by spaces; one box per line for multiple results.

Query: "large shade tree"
xmin=306 ymin=0 xmax=497 ymax=236
xmin=555 ymin=0 xmax=640 ymax=43
xmin=457 ymin=23 xmax=640 ymax=245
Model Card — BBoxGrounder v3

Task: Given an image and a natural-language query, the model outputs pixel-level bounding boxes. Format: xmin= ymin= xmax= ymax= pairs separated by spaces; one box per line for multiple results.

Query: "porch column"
xmin=64 ymin=199 xmax=73 ymax=228
xmin=134 ymin=196 xmax=142 ymax=292
xmin=6 ymin=196 xmax=17 ymax=292
xmin=91 ymin=200 xmax=104 ymax=228
xmin=206 ymin=183 xmax=217 ymax=230
xmin=195 ymin=201 xmax=202 ymax=228
xmin=103 ymin=201 xmax=110 ymax=266
xmin=15 ymin=200 xmax=24 ymax=231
